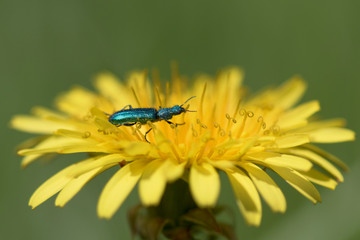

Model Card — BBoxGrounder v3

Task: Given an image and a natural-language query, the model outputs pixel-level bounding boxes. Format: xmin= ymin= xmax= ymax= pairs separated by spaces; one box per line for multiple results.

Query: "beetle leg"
xmin=144 ymin=128 xmax=152 ymax=143
xmin=166 ymin=120 xmax=185 ymax=127
xmin=123 ymin=123 xmax=136 ymax=126
xmin=120 ymin=105 xmax=133 ymax=111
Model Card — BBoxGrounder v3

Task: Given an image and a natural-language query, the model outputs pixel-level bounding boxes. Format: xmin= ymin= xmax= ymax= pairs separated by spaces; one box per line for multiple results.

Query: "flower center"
xmin=184 ymin=106 xmax=280 ymax=164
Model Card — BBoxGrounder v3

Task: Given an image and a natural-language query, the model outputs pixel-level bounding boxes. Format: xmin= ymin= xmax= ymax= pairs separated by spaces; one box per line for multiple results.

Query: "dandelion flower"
xmin=11 ymin=67 xmax=355 ymax=227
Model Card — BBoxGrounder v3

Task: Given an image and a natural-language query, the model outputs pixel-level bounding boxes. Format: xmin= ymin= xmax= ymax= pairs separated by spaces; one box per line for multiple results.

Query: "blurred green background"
xmin=1 ymin=0 xmax=359 ymax=239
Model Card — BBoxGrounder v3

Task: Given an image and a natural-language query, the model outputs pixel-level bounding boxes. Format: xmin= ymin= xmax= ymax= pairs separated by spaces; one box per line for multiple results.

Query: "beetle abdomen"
xmin=109 ymin=108 xmax=158 ymax=125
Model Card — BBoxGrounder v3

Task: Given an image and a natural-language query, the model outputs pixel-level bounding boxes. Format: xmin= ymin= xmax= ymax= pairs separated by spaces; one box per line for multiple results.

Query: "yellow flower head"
xmin=11 ymin=67 xmax=355 ymax=226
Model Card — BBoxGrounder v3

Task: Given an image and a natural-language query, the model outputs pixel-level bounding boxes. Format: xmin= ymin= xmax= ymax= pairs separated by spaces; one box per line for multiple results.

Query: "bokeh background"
xmin=1 ymin=1 xmax=359 ymax=239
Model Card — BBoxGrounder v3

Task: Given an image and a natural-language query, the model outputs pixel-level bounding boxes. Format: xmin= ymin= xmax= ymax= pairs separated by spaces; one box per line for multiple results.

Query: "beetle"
xmin=108 ymin=96 xmax=196 ymax=142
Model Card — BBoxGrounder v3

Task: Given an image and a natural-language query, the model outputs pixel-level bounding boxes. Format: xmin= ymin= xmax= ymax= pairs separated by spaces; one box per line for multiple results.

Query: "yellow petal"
xmin=20 ymin=136 xmax=66 ymax=167
xmin=274 ymin=76 xmax=307 ymax=109
xmin=308 ymin=127 xmax=355 ymax=143
xmin=18 ymin=137 xmax=86 ymax=154
xmin=248 ymin=76 xmax=306 ymax=110
xmin=214 ymin=67 xmax=244 ymax=110
xmin=55 ymin=129 xmax=94 ymax=140
xmin=31 ymin=106 xmax=66 ymax=119
xmin=241 ymin=163 xmax=286 ymax=213
xmin=270 ymin=166 xmax=321 ymax=204
xmin=97 ymin=160 xmax=147 ymax=219
xmin=56 ymin=87 xmax=97 ymax=117
xmin=210 ymin=160 xmax=236 ymax=172
xmin=94 ymin=72 xmax=132 ymax=109
xmin=226 ymin=168 xmax=262 ymax=226
xmin=60 ymin=144 xmax=114 ymax=153
xmin=224 ymin=67 xmax=244 ymax=88
xmin=28 ymin=160 xmax=91 ymax=208
xmin=139 ymin=159 xmax=167 ymax=206
xmin=262 ymin=154 xmax=313 ymax=171
xmin=298 ymin=118 xmax=347 ymax=132
xmin=126 ymin=71 xmax=152 ymax=107
xmin=286 ymin=148 xmax=343 ymax=182
xmin=124 ymin=142 xmax=152 ymax=156
xmin=22 ymin=154 xmax=44 ymax=168
xmin=274 ymin=134 xmax=309 ymax=148
xmin=67 ymin=154 xmax=126 ymax=178
xmin=163 ymin=159 xmax=186 ymax=182
xmin=55 ymin=165 xmax=115 ymax=207
xmin=189 ymin=162 xmax=220 ymax=207
xmin=186 ymin=131 xmax=212 ymax=159
xmin=18 ymin=142 xmax=110 ymax=155
xmin=298 ymin=169 xmax=338 ymax=190
xmin=92 ymin=115 xmax=125 ymax=136
xmin=303 ymin=144 xmax=349 ymax=171
xmin=245 ymin=151 xmax=281 ymax=161
xmin=10 ymin=115 xmax=72 ymax=134
xmin=278 ymin=100 xmax=320 ymax=130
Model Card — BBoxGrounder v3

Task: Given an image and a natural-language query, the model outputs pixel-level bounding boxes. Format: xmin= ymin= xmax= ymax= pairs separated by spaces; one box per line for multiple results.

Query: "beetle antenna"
xmin=184 ymin=104 xmax=197 ymax=112
xmin=180 ymin=96 xmax=196 ymax=107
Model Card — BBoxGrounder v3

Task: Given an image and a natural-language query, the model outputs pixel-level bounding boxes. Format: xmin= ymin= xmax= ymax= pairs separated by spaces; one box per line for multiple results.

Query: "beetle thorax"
xmin=157 ymin=105 xmax=185 ymax=120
